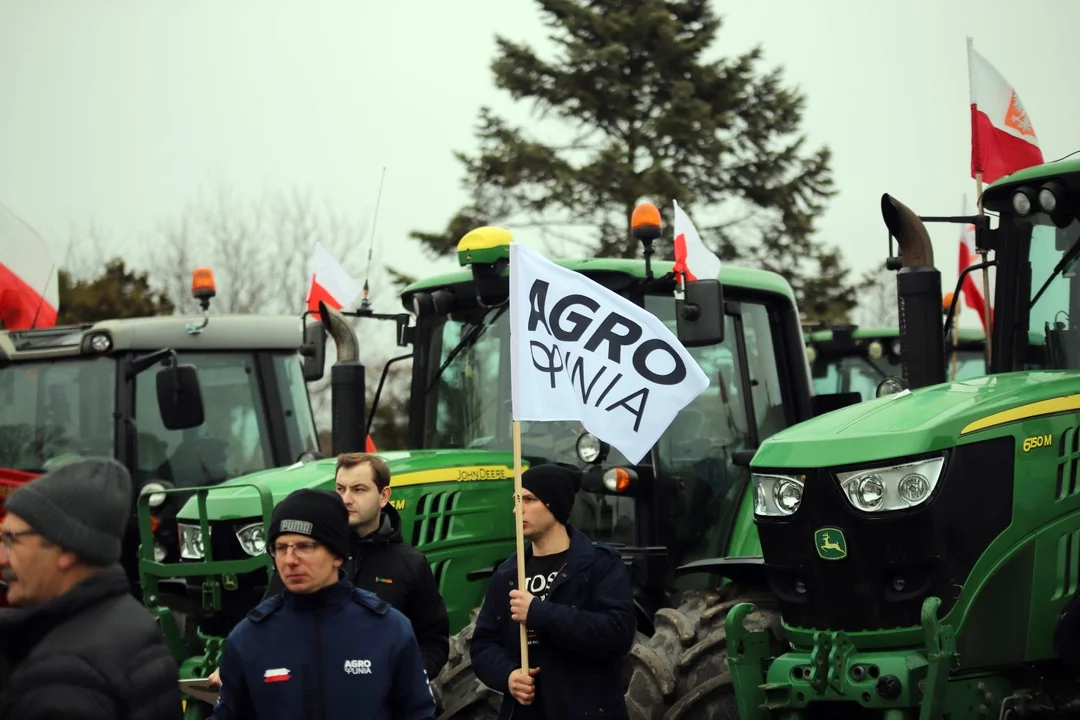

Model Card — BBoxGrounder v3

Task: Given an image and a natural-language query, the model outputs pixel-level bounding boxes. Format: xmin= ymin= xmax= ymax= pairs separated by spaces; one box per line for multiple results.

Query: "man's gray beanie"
xmin=6 ymin=456 xmax=132 ymax=566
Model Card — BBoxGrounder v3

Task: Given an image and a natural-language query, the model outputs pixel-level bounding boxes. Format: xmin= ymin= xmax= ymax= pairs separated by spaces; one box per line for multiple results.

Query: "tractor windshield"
xmin=423 ymin=306 xmax=630 ymax=468
xmin=813 ymin=350 xmax=985 ymax=400
xmin=1027 ymin=216 xmax=1080 ymax=369
xmin=0 ymin=357 xmax=117 ymax=473
xmin=132 ymin=352 xmax=291 ymax=489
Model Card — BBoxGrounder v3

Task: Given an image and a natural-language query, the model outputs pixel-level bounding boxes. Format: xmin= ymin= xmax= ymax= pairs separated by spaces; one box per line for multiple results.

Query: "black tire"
xmin=624 ymin=585 xmax=783 ymax=720
xmin=431 ymin=608 xmax=502 ymax=720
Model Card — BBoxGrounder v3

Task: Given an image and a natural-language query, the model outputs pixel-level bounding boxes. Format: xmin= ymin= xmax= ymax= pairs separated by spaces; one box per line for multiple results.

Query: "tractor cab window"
xmin=643 ymin=294 xmax=795 ymax=593
xmin=1027 ymin=218 xmax=1080 ymax=370
xmin=423 ymin=302 xmax=636 ymax=546
xmin=0 ymin=357 xmax=116 ymax=473
xmin=134 ymin=352 xmax=274 ymax=488
xmin=271 ymin=352 xmax=320 ymax=456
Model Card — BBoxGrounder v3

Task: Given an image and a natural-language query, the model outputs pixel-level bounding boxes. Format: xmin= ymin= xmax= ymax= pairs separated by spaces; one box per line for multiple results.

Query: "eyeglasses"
xmin=1 ymin=530 xmax=39 ymax=551
xmin=269 ymin=540 xmax=321 ymax=558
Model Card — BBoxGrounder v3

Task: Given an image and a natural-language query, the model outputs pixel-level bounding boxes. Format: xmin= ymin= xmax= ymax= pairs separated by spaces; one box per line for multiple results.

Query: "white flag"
xmin=672 ymin=200 xmax=722 ymax=283
xmin=509 ymin=242 xmax=710 ymax=464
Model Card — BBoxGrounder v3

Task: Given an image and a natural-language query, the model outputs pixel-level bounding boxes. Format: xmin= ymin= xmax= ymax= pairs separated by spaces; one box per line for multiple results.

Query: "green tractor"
xmin=711 ymin=158 xmax=1080 ymax=719
xmin=139 ymin=210 xmax=864 ymax=718
xmin=804 ymin=325 xmax=988 ymax=403
xmin=0 ymin=274 xmax=330 ymax=599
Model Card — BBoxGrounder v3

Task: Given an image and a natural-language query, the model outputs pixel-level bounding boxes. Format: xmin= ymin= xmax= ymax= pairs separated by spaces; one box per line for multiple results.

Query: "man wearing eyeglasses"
xmin=0 ymin=456 xmax=182 ymax=720
xmin=210 ymin=488 xmax=435 ymax=720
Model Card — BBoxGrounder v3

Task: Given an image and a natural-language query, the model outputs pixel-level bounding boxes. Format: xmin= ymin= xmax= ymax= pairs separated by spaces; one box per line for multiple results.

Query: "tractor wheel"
xmin=430 ymin=608 xmax=502 ymax=720
xmin=624 ymin=585 xmax=783 ymax=720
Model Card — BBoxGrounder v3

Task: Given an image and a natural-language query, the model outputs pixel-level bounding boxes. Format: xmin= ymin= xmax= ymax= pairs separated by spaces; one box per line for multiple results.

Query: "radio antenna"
xmin=358 ymin=166 xmax=387 ymax=312
xmin=30 ymin=264 xmax=56 ymax=329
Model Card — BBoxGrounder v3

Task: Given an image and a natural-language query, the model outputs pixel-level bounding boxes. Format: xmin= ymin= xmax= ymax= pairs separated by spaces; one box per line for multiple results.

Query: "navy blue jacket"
xmin=210 ymin=574 xmax=435 ymax=720
xmin=470 ymin=527 xmax=636 ymax=720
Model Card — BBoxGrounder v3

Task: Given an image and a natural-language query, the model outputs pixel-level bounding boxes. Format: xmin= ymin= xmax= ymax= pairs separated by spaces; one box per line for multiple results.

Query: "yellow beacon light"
xmin=457 ymin=226 xmax=513 ymax=268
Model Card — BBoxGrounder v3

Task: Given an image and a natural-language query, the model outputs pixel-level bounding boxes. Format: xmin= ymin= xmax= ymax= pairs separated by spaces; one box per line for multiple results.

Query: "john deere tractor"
xmin=804 ymin=325 xmax=987 ymax=403
xmin=140 ymin=207 xmax=866 ymax=718
xmin=0 ymin=269 xmax=330 ymax=599
xmin=697 ymin=157 xmax=1080 ymax=720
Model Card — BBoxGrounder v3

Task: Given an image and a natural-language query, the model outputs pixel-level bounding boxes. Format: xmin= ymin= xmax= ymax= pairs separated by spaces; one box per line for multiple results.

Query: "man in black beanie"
xmin=471 ymin=463 xmax=636 ymax=720
xmin=0 ymin=456 xmax=182 ymax=720
xmin=210 ymin=488 xmax=435 ymax=720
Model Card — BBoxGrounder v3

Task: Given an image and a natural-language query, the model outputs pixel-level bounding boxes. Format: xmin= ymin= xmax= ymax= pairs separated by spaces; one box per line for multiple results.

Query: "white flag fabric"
xmin=509 ymin=242 xmax=710 ymax=464
xmin=672 ymin=200 xmax=722 ymax=283
xmin=305 ymin=242 xmax=362 ymax=313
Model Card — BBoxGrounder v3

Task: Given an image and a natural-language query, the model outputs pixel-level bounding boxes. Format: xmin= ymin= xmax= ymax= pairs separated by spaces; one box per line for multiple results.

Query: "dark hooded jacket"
xmin=263 ymin=504 xmax=449 ymax=680
xmin=470 ymin=526 xmax=637 ymax=720
xmin=0 ymin=565 xmax=181 ymax=720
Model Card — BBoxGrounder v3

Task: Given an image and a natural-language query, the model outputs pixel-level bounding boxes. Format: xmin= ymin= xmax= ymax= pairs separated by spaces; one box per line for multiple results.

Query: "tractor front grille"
xmin=756 ymin=436 xmax=1014 ymax=631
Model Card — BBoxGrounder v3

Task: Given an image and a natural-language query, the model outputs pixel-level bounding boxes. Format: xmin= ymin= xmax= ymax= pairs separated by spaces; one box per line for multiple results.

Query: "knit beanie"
xmin=522 ymin=463 xmax=583 ymax=525
xmin=6 ymin=456 xmax=132 ymax=566
xmin=268 ymin=488 xmax=351 ymax=560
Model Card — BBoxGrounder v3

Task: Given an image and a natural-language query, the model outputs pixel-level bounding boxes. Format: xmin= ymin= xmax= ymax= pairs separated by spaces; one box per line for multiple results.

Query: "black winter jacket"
xmin=0 ymin=565 xmax=182 ymax=720
xmin=470 ymin=527 xmax=637 ymax=720
xmin=263 ymin=505 xmax=450 ymax=680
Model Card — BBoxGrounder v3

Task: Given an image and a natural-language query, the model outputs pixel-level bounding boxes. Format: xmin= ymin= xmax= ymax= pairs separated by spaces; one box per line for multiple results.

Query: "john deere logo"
xmin=815 ymin=527 xmax=847 ymax=560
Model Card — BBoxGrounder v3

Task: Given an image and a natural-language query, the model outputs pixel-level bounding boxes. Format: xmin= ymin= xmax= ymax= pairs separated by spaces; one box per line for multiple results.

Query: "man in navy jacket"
xmin=210 ymin=488 xmax=435 ymax=720
xmin=470 ymin=464 xmax=637 ymax=720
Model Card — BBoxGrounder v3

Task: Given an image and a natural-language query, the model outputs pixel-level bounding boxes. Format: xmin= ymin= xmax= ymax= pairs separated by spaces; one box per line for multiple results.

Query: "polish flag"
xmin=968 ymin=38 xmax=1043 ymax=184
xmin=958 ymin=204 xmax=991 ymax=331
xmin=672 ymin=200 xmax=722 ymax=283
xmin=305 ymin=242 xmax=362 ymax=313
xmin=0 ymin=204 xmax=59 ymax=330
xmin=264 ymin=668 xmax=291 ymax=683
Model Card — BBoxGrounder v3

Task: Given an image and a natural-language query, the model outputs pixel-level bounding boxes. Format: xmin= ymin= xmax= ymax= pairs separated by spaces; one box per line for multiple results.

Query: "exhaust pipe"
xmin=319 ymin=301 xmax=366 ymax=456
xmin=881 ymin=194 xmax=946 ymax=390
xmin=321 ymin=303 xmax=360 ymax=363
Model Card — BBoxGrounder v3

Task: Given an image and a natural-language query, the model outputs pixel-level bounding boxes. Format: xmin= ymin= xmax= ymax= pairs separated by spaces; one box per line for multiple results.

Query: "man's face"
xmin=271 ymin=532 xmax=342 ymax=594
xmin=0 ymin=512 xmax=66 ymax=607
xmin=515 ymin=489 xmax=556 ymax=540
xmin=335 ymin=463 xmax=390 ymax=531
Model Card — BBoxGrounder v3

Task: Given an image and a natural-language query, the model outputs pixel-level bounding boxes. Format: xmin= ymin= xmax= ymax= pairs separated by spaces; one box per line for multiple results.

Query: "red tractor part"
xmin=0 ymin=468 xmax=38 ymax=608
xmin=0 ymin=468 xmax=37 ymax=522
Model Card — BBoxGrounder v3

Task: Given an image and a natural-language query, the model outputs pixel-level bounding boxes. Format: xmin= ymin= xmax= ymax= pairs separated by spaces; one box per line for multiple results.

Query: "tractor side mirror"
xmin=676 ymin=279 xmax=725 ymax=347
xmin=302 ymin=320 xmax=327 ymax=382
xmin=156 ymin=364 xmax=205 ymax=430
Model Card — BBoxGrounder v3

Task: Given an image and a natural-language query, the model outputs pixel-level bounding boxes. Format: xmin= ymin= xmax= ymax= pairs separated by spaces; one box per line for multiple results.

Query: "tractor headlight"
xmin=236 ymin=522 xmax=267 ymax=556
xmin=178 ymin=523 xmax=210 ymax=560
xmin=835 ymin=456 xmax=945 ymax=513
xmin=752 ymin=473 xmax=805 ymax=517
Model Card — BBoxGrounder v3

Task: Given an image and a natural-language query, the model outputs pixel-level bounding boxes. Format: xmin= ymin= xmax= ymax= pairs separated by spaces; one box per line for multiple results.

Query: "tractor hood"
xmin=754 ymin=371 xmax=1080 ymax=469
xmin=175 ymin=448 xmax=516 ymax=522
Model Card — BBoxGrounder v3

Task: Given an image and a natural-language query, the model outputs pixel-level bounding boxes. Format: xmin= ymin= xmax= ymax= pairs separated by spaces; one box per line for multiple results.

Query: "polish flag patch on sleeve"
xmin=264 ymin=668 xmax=291 ymax=683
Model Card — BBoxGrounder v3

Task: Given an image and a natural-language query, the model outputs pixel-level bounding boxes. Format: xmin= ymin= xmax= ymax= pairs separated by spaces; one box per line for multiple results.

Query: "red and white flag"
xmin=0 ymin=203 xmax=58 ymax=330
xmin=958 ymin=196 xmax=991 ymax=331
xmin=305 ymin=242 xmax=361 ymax=313
xmin=968 ymin=38 xmax=1044 ymax=184
xmin=672 ymin=200 xmax=722 ymax=283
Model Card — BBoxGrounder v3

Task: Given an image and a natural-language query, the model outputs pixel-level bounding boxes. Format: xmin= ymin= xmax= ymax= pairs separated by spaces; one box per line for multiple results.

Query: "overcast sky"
xmin=2 ymin=0 xmax=1076 ymax=331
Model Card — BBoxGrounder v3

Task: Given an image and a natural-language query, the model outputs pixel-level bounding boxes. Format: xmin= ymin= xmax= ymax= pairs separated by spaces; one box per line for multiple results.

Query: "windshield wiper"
xmin=423 ymin=307 xmax=506 ymax=395
xmin=1031 ymin=235 xmax=1080 ymax=308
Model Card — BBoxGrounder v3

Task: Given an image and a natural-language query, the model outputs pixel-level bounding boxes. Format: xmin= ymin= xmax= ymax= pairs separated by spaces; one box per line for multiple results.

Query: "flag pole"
xmin=951 ymin=297 xmax=960 ymax=381
xmin=512 ymin=419 xmax=529 ymax=672
xmin=974 ymin=171 xmax=992 ymax=365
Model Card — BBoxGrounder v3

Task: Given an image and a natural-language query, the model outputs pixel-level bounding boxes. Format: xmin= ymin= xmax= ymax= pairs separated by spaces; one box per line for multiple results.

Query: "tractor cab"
xmin=403 ymin=208 xmax=854 ymax=625
xmin=0 ymin=268 xmax=326 ymax=591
